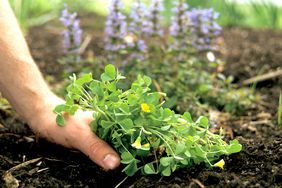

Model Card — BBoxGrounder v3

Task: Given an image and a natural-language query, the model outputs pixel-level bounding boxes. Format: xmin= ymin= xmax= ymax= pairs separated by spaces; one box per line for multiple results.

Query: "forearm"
xmin=0 ymin=1 xmax=121 ymax=169
xmin=0 ymin=0 xmax=55 ymax=123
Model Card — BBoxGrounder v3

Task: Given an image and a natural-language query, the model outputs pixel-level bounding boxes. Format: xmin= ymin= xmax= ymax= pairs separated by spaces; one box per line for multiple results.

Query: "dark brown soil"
xmin=1 ymin=14 xmax=282 ymax=188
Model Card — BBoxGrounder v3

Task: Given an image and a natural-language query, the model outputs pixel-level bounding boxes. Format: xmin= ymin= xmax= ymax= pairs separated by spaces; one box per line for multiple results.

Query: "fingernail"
xmin=103 ymin=154 xmax=119 ymax=170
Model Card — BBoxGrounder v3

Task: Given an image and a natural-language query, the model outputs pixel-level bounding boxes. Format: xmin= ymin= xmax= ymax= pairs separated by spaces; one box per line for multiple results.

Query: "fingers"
xmin=71 ymin=111 xmax=120 ymax=170
xmin=34 ymin=107 xmax=121 ymax=170
xmin=78 ymin=133 xmax=120 ymax=170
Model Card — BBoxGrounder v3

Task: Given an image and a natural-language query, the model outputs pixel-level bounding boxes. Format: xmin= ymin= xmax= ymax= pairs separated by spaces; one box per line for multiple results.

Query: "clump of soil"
xmin=1 ymin=14 xmax=282 ymax=187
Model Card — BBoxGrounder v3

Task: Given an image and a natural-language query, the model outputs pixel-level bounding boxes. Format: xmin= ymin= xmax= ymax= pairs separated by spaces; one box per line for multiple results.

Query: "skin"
xmin=0 ymin=0 xmax=120 ymax=170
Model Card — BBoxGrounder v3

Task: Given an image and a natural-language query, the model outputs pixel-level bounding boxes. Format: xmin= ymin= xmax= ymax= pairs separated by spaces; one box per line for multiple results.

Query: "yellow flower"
xmin=131 ymin=137 xmax=142 ymax=149
xmin=141 ymin=103 xmax=151 ymax=113
xmin=141 ymin=143 xmax=150 ymax=151
xmin=131 ymin=137 xmax=151 ymax=150
xmin=213 ymin=159 xmax=225 ymax=169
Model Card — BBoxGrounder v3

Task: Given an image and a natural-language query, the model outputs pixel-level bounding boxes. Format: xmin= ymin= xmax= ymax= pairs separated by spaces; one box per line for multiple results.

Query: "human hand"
xmin=27 ymin=95 xmax=120 ymax=170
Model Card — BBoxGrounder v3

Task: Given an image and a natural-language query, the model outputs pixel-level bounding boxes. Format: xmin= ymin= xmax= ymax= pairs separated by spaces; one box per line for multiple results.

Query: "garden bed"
xmin=0 ymin=17 xmax=282 ymax=187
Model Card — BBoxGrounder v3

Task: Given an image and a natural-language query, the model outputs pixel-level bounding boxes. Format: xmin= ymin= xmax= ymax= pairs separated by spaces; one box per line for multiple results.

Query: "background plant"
xmin=54 ymin=64 xmax=242 ymax=176
xmin=10 ymin=0 xmax=282 ymax=34
xmin=88 ymin=0 xmax=255 ymax=116
xmin=60 ymin=4 xmax=82 ymax=65
xmin=56 ymin=0 xmax=257 ymax=116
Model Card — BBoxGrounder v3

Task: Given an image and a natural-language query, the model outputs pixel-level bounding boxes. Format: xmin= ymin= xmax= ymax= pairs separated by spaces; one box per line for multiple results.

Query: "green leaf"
xmin=196 ymin=116 xmax=209 ymax=128
xmin=173 ymin=156 xmax=184 ymax=160
xmin=101 ymin=64 xmax=116 ymax=82
xmin=65 ymin=94 xmax=73 ymax=104
xmin=121 ymin=152 xmax=134 ymax=164
xmin=100 ymin=120 xmax=114 ymax=138
xmin=160 ymin=157 xmax=173 ymax=166
xmin=92 ymin=111 xmax=100 ymax=120
xmin=101 ymin=120 xmax=115 ymax=129
xmin=180 ymin=159 xmax=188 ymax=165
xmin=151 ymin=138 xmax=161 ymax=149
xmin=123 ymin=160 xmax=138 ymax=176
xmin=90 ymin=120 xmax=98 ymax=133
xmin=105 ymin=64 xmax=116 ymax=78
xmin=107 ymin=82 xmax=116 ymax=92
xmin=119 ymin=118 xmax=134 ymax=131
xmin=171 ymin=164 xmax=177 ymax=172
xmin=128 ymin=94 xmax=138 ymax=105
xmin=56 ymin=115 xmax=65 ymax=126
xmin=161 ymin=125 xmax=171 ymax=131
xmin=143 ymin=75 xmax=152 ymax=86
xmin=226 ymin=139 xmax=242 ymax=154
xmin=161 ymin=166 xmax=171 ymax=176
xmin=53 ymin=104 xmax=66 ymax=114
xmin=163 ymin=96 xmax=178 ymax=108
xmin=119 ymin=103 xmax=130 ymax=114
xmin=175 ymin=143 xmax=185 ymax=155
xmin=89 ymin=81 xmax=103 ymax=97
xmin=108 ymin=93 xmax=119 ymax=102
xmin=75 ymin=73 xmax=92 ymax=85
xmin=194 ymin=145 xmax=206 ymax=158
xmin=146 ymin=93 xmax=160 ymax=105
xmin=116 ymin=74 xmax=126 ymax=80
xmin=185 ymin=150 xmax=191 ymax=158
xmin=133 ymin=117 xmax=144 ymax=127
xmin=101 ymin=73 xmax=113 ymax=82
xmin=111 ymin=131 xmax=122 ymax=140
xmin=131 ymin=83 xmax=142 ymax=93
xmin=69 ymin=104 xmax=79 ymax=115
xmin=163 ymin=108 xmax=173 ymax=120
xmin=183 ymin=112 xmax=193 ymax=123
xmin=136 ymin=75 xmax=144 ymax=85
xmin=144 ymin=163 xmax=156 ymax=174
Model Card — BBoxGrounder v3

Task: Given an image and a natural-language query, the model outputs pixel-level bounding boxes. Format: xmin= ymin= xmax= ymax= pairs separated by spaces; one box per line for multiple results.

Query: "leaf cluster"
xmin=54 ymin=64 xmax=242 ymax=176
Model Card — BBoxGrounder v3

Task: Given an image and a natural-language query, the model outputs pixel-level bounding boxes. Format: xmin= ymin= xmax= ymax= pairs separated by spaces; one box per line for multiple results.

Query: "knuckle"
xmin=88 ymin=138 xmax=106 ymax=155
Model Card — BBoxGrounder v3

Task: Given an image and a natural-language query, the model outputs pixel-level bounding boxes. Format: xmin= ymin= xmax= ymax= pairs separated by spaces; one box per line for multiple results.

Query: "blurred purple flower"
xmin=129 ymin=0 xmax=148 ymax=34
xmin=188 ymin=8 xmax=222 ymax=51
xmin=137 ymin=40 xmax=147 ymax=52
xmin=169 ymin=0 xmax=190 ymax=50
xmin=104 ymin=0 xmax=127 ymax=64
xmin=143 ymin=0 xmax=164 ymax=37
xmin=60 ymin=4 xmax=82 ymax=60
xmin=126 ymin=0 xmax=148 ymax=62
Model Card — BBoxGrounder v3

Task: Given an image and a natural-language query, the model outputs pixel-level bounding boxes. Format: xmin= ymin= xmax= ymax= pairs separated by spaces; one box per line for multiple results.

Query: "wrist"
xmin=26 ymin=93 xmax=64 ymax=130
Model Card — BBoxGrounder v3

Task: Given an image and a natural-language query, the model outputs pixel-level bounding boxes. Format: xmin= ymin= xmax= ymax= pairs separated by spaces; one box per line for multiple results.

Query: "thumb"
xmin=77 ymin=131 xmax=120 ymax=170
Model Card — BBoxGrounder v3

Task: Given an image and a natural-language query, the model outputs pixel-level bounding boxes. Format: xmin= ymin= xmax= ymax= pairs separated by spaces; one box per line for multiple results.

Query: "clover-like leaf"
xmin=119 ymin=118 xmax=134 ymax=131
xmin=75 ymin=73 xmax=92 ymax=85
xmin=144 ymin=163 xmax=156 ymax=174
xmin=146 ymin=93 xmax=160 ymax=105
xmin=56 ymin=115 xmax=65 ymax=127
xmin=101 ymin=64 xmax=116 ymax=82
xmin=143 ymin=75 xmax=152 ymax=86
xmin=196 ymin=116 xmax=209 ymax=128
xmin=183 ymin=112 xmax=193 ymax=123
xmin=121 ymin=151 xmax=134 ymax=164
xmin=226 ymin=139 xmax=242 ymax=154
xmin=101 ymin=73 xmax=113 ymax=82
xmin=161 ymin=166 xmax=171 ymax=176
xmin=122 ymin=160 xmax=138 ymax=176
xmin=175 ymin=143 xmax=185 ymax=155
xmin=53 ymin=104 xmax=66 ymax=114
xmin=161 ymin=125 xmax=171 ymax=131
xmin=162 ymin=108 xmax=173 ymax=120
xmin=160 ymin=157 xmax=173 ymax=167
xmin=89 ymin=81 xmax=104 ymax=97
